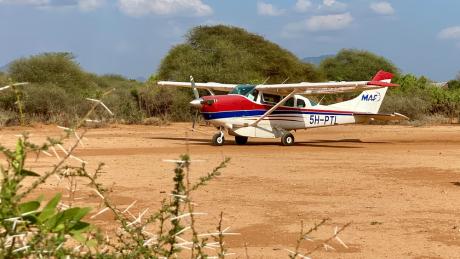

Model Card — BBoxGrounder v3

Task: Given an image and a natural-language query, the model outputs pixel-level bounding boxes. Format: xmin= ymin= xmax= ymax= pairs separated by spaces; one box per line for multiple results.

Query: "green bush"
xmin=138 ymin=85 xmax=194 ymax=121
xmin=103 ymin=87 xmax=145 ymax=123
xmin=320 ymin=49 xmax=399 ymax=81
xmin=158 ymin=25 xmax=322 ymax=83
xmin=8 ymin=53 xmax=90 ymax=92
xmin=1 ymin=53 xmax=147 ymax=125
xmin=381 ymin=74 xmax=460 ymax=121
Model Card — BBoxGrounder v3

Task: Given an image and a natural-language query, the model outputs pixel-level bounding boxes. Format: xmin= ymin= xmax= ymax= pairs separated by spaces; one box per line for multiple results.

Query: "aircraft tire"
xmin=281 ymin=133 xmax=295 ymax=146
xmin=235 ymin=136 xmax=248 ymax=145
xmin=212 ymin=133 xmax=225 ymax=146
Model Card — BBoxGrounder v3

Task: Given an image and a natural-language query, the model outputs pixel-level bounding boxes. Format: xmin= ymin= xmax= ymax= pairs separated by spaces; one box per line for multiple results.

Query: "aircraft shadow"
xmin=146 ymin=137 xmax=211 ymax=143
xmin=147 ymin=137 xmax=388 ymax=148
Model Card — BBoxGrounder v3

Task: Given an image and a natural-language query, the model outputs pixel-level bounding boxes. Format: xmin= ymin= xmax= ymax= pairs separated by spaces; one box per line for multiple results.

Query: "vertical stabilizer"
xmin=328 ymin=70 xmax=393 ymax=114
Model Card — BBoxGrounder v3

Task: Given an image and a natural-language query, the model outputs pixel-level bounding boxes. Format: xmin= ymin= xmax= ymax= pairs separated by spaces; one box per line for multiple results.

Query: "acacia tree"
xmin=157 ymin=25 xmax=322 ymax=84
xmin=319 ymin=49 xmax=399 ymax=81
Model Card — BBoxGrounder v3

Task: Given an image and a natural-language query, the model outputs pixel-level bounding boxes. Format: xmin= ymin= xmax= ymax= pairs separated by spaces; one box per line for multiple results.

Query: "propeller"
xmin=189 ymin=76 xmax=202 ymax=129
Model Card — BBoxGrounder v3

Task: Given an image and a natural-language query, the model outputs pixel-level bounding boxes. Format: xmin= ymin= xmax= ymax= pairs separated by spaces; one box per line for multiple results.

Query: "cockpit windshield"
xmin=229 ymin=85 xmax=256 ymax=96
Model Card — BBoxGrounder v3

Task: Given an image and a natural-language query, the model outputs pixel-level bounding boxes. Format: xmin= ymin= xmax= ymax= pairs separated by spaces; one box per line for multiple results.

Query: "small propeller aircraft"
xmin=158 ymin=70 xmax=408 ymax=146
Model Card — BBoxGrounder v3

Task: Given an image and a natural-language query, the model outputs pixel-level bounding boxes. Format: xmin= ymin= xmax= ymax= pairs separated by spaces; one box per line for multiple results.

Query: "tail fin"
xmin=371 ymin=70 xmax=393 ymax=82
xmin=328 ymin=70 xmax=394 ymax=114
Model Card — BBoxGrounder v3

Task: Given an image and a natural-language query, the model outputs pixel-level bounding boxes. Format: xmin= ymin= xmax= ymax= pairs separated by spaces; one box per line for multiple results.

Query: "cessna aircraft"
xmin=158 ymin=70 xmax=408 ymax=146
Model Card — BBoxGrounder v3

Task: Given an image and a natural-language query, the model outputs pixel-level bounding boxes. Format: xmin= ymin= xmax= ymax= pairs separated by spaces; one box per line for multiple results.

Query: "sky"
xmin=1 ymin=0 xmax=459 ymax=81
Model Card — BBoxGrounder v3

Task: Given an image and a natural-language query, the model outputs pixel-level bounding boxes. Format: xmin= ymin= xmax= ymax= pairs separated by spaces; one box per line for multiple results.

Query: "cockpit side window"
xmin=230 ymin=85 xmax=261 ymax=101
xmin=247 ymin=90 xmax=258 ymax=101
xmin=229 ymin=85 xmax=256 ymax=96
xmin=262 ymin=93 xmax=281 ymax=105
xmin=284 ymin=97 xmax=295 ymax=107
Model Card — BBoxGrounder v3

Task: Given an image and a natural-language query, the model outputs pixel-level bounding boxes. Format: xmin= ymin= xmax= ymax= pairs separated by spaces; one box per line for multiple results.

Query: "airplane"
xmin=158 ymin=70 xmax=408 ymax=146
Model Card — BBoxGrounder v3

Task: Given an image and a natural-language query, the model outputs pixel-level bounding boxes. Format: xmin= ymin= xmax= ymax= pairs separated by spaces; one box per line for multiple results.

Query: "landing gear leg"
xmin=212 ymin=130 xmax=225 ymax=146
xmin=281 ymin=132 xmax=295 ymax=146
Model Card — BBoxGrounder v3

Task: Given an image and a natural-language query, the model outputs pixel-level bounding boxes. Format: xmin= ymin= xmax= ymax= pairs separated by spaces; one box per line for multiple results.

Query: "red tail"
xmin=372 ymin=70 xmax=393 ymax=81
xmin=367 ymin=70 xmax=399 ymax=87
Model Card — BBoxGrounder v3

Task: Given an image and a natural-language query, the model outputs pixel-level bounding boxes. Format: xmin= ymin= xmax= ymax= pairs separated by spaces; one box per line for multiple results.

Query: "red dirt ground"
xmin=1 ymin=123 xmax=460 ymax=258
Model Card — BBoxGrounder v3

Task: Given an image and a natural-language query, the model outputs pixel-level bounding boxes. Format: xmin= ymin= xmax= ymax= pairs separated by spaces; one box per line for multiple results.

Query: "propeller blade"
xmin=190 ymin=75 xmax=200 ymax=99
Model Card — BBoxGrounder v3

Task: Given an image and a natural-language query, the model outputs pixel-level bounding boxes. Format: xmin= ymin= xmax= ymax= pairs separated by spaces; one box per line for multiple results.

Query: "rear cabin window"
xmin=297 ymin=99 xmax=306 ymax=108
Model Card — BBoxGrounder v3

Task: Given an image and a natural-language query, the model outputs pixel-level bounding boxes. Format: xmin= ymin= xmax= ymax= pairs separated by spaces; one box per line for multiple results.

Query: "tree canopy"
xmin=158 ymin=25 xmax=322 ymax=84
xmin=8 ymin=52 xmax=90 ymax=89
xmin=319 ymin=49 xmax=399 ymax=81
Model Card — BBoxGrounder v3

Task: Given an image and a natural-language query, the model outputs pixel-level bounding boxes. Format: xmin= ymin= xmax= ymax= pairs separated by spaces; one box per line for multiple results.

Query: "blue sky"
xmin=1 ymin=0 xmax=459 ymax=81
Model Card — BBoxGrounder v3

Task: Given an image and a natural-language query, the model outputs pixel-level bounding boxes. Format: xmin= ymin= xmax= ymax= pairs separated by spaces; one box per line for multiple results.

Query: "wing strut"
xmin=251 ymin=90 xmax=298 ymax=127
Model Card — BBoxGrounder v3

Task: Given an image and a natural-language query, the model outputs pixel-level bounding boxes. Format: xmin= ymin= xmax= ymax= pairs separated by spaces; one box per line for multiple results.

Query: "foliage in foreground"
xmin=0 ymin=134 xmax=234 ymax=257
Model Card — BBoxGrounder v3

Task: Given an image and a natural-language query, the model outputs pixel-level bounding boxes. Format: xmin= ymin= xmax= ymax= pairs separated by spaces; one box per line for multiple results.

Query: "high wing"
xmin=256 ymin=80 xmax=398 ymax=96
xmin=157 ymin=71 xmax=398 ymax=96
xmin=157 ymin=81 xmax=237 ymax=92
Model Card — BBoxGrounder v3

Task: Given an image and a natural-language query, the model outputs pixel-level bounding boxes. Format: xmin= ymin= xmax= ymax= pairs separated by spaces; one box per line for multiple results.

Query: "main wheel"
xmin=281 ymin=132 xmax=295 ymax=146
xmin=235 ymin=136 xmax=248 ymax=145
xmin=212 ymin=133 xmax=225 ymax=146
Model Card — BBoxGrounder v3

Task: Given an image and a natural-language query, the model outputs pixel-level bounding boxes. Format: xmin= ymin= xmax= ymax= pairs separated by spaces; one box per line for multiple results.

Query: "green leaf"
xmin=48 ymin=207 xmax=91 ymax=232
xmin=62 ymin=207 xmax=91 ymax=223
xmin=70 ymin=221 xmax=91 ymax=236
xmin=38 ymin=193 xmax=61 ymax=223
xmin=19 ymin=200 xmax=40 ymax=214
xmin=72 ymin=232 xmax=87 ymax=243
xmin=13 ymin=139 xmax=25 ymax=171
xmin=20 ymin=169 xmax=40 ymax=177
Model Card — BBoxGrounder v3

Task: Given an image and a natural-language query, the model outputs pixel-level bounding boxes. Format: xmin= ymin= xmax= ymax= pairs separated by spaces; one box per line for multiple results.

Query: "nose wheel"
xmin=212 ymin=132 xmax=225 ymax=146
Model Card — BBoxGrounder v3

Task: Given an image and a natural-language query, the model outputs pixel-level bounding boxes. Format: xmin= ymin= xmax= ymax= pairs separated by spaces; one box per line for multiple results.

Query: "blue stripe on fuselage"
xmin=202 ymin=110 xmax=353 ymax=120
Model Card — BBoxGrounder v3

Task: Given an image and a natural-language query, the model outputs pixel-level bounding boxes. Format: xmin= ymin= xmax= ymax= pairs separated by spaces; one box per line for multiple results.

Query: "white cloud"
xmin=282 ymin=12 xmax=352 ymax=37
xmin=78 ymin=0 xmax=105 ymax=11
xmin=0 ymin=0 xmax=104 ymax=11
xmin=257 ymin=1 xmax=284 ymax=16
xmin=438 ymin=26 xmax=460 ymax=40
xmin=295 ymin=0 xmax=311 ymax=13
xmin=370 ymin=2 xmax=394 ymax=15
xmin=319 ymin=0 xmax=347 ymax=11
xmin=306 ymin=12 xmax=353 ymax=31
xmin=0 ymin=0 xmax=49 ymax=5
xmin=118 ymin=0 xmax=212 ymax=17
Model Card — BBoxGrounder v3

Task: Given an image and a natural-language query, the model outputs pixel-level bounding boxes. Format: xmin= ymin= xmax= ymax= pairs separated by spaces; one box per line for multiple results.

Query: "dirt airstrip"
xmin=1 ymin=123 xmax=460 ymax=258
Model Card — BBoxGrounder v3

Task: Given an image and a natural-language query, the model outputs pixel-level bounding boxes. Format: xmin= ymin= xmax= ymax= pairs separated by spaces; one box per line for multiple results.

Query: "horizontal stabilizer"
xmin=354 ymin=112 xmax=409 ymax=122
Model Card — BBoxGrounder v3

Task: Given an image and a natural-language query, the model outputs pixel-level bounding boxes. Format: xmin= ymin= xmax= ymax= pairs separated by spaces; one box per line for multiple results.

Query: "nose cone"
xmin=189 ymin=98 xmax=203 ymax=108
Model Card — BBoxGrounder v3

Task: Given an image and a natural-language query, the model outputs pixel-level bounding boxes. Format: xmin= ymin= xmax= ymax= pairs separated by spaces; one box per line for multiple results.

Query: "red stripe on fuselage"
xmin=200 ymin=95 xmax=353 ymax=114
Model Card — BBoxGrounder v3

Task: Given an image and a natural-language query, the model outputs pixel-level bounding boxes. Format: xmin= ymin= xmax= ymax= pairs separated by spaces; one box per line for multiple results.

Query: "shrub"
xmin=0 ymin=131 xmax=231 ymax=257
xmin=319 ymin=49 xmax=399 ymax=81
xmin=8 ymin=53 xmax=90 ymax=92
xmin=158 ymin=25 xmax=323 ymax=83
xmin=138 ymin=85 xmax=195 ymax=121
xmin=381 ymin=74 xmax=460 ymax=121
